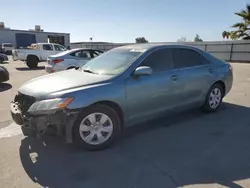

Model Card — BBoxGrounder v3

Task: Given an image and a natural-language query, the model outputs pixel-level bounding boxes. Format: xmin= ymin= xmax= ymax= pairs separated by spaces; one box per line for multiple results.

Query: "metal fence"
xmin=71 ymin=40 xmax=250 ymax=62
xmin=70 ymin=43 xmax=131 ymax=51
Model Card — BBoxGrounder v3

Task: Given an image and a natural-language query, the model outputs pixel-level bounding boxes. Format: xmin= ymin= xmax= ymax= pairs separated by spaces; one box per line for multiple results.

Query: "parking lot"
xmin=0 ymin=58 xmax=250 ymax=188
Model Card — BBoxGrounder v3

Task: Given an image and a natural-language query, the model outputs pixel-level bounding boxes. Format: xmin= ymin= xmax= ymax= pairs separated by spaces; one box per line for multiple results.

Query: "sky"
xmin=1 ymin=0 xmax=249 ymax=43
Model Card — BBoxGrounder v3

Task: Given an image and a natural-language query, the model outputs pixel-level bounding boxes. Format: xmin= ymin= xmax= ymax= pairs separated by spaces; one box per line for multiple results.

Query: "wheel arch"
xmin=212 ymin=80 xmax=226 ymax=97
xmin=90 ymin=100 xmax=124 ymax=126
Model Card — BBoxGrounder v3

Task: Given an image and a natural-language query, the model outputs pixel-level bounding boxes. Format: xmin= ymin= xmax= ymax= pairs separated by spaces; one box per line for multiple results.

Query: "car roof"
xmin=67 ymin=48 xmax=103 ymax=53
xmin=116 ymin=43 xmax=203 ymax=52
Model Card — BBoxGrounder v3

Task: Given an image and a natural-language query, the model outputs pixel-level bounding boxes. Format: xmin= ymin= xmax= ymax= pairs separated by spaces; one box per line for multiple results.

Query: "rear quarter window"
xmin=173 ymin=48 xmax=209 ymax=68
xmin=204 ymin=52 xmax=225 ymax=64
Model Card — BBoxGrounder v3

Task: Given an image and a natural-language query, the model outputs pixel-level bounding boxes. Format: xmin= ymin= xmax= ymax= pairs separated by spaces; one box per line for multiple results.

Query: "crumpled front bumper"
xmin=10 ymin=101 xmax=79 ymax=143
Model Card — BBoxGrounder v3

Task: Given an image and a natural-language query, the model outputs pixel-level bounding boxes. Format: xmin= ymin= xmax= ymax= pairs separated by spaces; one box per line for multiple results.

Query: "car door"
xmin=41 ymin=44 xmax=55 ymax=60
xmin=173 ymin=48 xmax=215 ymax=108
xmin=125 ymin=48 xmax=181 ymax=124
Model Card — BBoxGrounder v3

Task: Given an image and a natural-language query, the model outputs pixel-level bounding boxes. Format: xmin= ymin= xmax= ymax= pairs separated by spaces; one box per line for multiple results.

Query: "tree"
xmin=135 ymin=37 xmax=148 ymax=43
xmin=177 ymin=37 xmax=187 ymax=42
xmin=194 ymin=34 xmax=203 ymax=42
xmin=222 ymin=4 xmax=250 ymax=40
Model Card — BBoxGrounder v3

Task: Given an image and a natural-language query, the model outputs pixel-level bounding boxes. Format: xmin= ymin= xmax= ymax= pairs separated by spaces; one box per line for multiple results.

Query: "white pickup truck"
xmin=12 ymin=43 xmax=67 ymax=68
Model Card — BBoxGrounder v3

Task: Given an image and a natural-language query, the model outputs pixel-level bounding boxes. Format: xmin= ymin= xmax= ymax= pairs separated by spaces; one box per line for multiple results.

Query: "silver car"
xmin=45 ymin=48 xmax=103 ymax=73
xmin=10 ymin=44 xmax=233 ymax=150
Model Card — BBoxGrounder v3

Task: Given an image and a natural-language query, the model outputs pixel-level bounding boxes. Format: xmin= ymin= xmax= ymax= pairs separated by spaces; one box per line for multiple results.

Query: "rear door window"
xmin=91 ymin=50 xmax=103 ymax=58
xmin=43 ymin=44 xmax=53 ymax=51
xmin=173 ymin=49 xmax=206 ymax=69
xmin=71 ymin=50 xmax=91 ymax=58
xmin=140 ymin=48 xmax=174 ymax=72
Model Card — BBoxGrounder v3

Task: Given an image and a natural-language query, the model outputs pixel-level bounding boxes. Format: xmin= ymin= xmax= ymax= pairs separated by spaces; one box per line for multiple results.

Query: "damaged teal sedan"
xmin=10 ymin=44 xmax=233 ymax=150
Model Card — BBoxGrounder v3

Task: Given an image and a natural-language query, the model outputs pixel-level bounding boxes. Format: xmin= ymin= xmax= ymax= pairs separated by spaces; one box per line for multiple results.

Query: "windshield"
xmin=81 ymin=48 xmax=145 ymax=75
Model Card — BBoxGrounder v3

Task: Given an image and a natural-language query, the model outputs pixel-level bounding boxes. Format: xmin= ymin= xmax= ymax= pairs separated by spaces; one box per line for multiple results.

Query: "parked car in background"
xmin=10 ymin=44 xmax=233 ymax=150
xmin=45 ymin=48 xmax=104 ymax=73
xmin=12 ymin=43 xmax=67 ymax=68
xmin=1 ymin=43 xmax=14 ymax=55
xmin=0 ymin=53 xmax=8 ymax=63
xmin=0 ymin=66 xmax=9 ymax=83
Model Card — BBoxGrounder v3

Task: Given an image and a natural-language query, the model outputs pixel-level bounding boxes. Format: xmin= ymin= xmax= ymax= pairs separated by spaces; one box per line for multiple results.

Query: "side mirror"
xmin=133 ymin=66 xmax=152 ymax=76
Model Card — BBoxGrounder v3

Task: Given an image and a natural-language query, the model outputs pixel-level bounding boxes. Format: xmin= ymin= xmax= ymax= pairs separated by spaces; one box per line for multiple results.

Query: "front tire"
xmin=73 ymin=105 xmax=122 ymax=150
xmin=202 ymin=83 xmax=223 ymax=112
xmin=26 ymin=56 xmax=38 ymax=68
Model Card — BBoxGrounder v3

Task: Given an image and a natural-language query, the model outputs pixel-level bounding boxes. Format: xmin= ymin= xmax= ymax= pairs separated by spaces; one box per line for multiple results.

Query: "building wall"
xmin=71 ymin=40 xmax=250 ymax=62
xmin=0 ymin=29 xmax=16 ymax=46
xmin=0 ymin=29 xmax=70 ymax=48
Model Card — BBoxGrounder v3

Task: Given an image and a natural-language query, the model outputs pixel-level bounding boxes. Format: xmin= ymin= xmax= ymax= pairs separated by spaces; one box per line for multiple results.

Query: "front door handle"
xmin=208 ymin=68 xmax=214 ymax=73
xmin=171 ymin=75 xmax=178 ymax=81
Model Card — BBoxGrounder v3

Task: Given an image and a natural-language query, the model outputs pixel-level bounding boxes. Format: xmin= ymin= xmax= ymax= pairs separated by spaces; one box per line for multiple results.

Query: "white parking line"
xmin=0 ymin=122 xmax=22 ymax=139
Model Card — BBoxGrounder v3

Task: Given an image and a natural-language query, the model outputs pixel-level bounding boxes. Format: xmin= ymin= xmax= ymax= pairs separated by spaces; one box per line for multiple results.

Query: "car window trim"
xmin=126 ymin=46 xmax=211 ymax=78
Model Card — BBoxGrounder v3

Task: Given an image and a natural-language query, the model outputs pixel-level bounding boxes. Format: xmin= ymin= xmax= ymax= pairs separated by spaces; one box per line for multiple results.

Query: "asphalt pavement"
xmin=0 ymin=59 xmax=250 ymax=188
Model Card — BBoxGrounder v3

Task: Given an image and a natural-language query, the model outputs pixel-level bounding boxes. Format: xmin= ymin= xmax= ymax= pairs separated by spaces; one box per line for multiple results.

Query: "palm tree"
xmin=222 ymin=4 xmax=250 ymax=40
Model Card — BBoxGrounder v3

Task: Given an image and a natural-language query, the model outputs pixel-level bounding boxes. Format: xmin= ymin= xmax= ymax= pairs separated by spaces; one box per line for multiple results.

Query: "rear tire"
xmin=73 ymin=105 xmax=122 ymax=150
xmin=26 ymin=56 xmax=38 ymax=68
xmin=202 ymin=83 xmax=224 ymax=113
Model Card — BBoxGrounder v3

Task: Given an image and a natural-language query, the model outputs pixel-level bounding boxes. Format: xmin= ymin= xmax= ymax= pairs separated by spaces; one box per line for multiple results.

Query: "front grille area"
xmin=15 ymin=92 xmax=36 ymax=113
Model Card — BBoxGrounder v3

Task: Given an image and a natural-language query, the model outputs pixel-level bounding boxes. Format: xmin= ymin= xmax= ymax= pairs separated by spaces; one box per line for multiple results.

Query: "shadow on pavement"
xmin=16 ymin=66 xmax=45 ymax=71
xmin=0 ymin=83 xmax=12 ymax=92
xmin=19 ymin=102 xmax=250 ymax=188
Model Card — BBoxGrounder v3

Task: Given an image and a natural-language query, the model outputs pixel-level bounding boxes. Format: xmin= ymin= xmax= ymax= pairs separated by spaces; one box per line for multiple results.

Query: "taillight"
xmin=52 ymin=59 xmax=64 ymax=64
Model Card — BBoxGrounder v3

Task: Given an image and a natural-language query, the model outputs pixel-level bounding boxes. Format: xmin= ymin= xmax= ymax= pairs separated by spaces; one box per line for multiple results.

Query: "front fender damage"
xmin=23 ymin=110 xmax=79 ymax=143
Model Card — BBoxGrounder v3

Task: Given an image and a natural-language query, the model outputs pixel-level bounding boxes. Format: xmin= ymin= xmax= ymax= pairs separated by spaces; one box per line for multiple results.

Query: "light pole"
xmin=89 ymin=37 xmax=93 ymax=49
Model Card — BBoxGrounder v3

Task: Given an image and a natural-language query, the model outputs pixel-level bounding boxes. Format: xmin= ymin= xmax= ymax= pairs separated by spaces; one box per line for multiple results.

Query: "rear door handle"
xmin=171 ymin=75 xmax=178 ymax=81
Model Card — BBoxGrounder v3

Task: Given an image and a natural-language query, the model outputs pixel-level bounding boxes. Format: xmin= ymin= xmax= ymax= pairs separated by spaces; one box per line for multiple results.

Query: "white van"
xmin=1 ymin=43 xmax=14 ymax=54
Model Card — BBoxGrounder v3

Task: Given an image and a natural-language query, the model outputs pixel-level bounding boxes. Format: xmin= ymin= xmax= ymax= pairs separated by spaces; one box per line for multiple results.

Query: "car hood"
xmin=19 ymin=69 xmax=113 ymax=99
